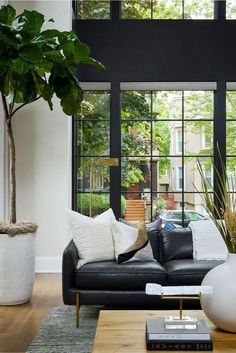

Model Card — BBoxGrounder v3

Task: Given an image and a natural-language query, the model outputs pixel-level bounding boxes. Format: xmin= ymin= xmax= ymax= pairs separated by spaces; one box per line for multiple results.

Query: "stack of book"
xmin=146 ymin=319 xmax=213 ymax=351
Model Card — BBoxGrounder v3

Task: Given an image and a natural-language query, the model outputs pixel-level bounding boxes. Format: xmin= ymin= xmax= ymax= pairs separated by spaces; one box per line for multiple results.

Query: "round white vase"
xmin=200 ymin=253 xmax=236 ymax=333
xmin=0 ymin=233 xmax=35 ymax=305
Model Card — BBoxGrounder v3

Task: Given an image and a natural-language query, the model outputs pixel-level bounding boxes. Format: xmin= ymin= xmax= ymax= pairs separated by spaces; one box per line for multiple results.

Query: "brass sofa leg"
xmin=76 ymin=292 xmax=80 ymax=328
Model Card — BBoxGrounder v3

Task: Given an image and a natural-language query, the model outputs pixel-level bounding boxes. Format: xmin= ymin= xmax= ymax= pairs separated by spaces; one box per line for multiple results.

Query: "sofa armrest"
xmin=62 ymin=239 xmax=79 ymax=304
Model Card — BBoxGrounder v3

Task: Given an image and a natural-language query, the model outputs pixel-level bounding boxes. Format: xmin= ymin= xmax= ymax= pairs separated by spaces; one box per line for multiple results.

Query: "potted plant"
xmin=0 ymin=4 xmax=104 ymax=304
xmin=197 ymin=157 xmax=236 ymax=332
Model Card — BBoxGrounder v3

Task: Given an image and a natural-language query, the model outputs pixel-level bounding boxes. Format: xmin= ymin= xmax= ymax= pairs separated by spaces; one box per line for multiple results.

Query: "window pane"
xmin=80 ymin=91 xmax=110 ymax=120
xmin=184 ymin=121 xmax=213 ymax=155
xmin=121 ymin=157 xmax=151 ymax=193
xmin=77 ymin=121 xmax=110 ymax=156
xmin=152 ymin=193 xmax=184 ymax=222
xmin=226 ymin=0 xmax=236 ymax=19
xmin=121 ymin=91 xmax=151 ymax=119
xmin=77 ymin=193 xmax=110 ymax=217
xmin=176 ymin=129 xmax=182 ymax=154
xmin=121 ymin=1 xmax=151 ymax=19
xmin=154 ymin=156 xmax=182 ymax=192
xmin=121 ymin=193 xmax=149 ymax=221
xmin=152 ymin=121 xmax=172 ymax=156
xmin=226 ymin=121 xmax=236 ymax=155
xmin=226 ymin=91 xmax=236 ymax=120
xmin=184 ymin=91 xmax=213 ymax=120
xmin=184 ymin=157 xmax=213 ymax=192
xmin=184 ymin=193 xmax=210 ymax=218
xmin=121 ymin=121 xmax=151 ymax=156
xmin=77 ymin=0 xmax=110 ymax=19
xmin=153 ymin=0 xmax=182 ymax=19
xmin=184 ymin=0 xmax=214 ymax=19
xmin=77 ymin=157 xmax=110 ymax=192
xmin=226 ymin=158 xmax=236 ymax=191
xmin=152 ymin=91 xmax=182 ymax=120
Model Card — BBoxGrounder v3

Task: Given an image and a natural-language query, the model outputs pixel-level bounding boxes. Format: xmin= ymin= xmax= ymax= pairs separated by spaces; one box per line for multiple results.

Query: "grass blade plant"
xmin=197 ymin=157 xmax=236 ymax=253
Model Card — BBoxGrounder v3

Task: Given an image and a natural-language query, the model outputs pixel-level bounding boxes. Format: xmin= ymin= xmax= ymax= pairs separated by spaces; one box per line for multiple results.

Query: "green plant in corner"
xmin=197 ymin=156 xmax=236 ymax=254
xmin=0 ymin=4 xmax=104 ymax=234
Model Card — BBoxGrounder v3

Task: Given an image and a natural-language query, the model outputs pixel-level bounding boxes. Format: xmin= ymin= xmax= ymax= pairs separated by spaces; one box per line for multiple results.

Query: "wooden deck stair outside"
xmin=124 ymin=199 xmax=146 ymax=221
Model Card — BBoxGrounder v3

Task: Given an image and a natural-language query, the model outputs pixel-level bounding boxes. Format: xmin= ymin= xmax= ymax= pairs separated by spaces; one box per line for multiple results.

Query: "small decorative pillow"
xmin=111 ymin=220 xmax=155 ymax=264
xmin=67 ymin=209 xmax=115 ymax=267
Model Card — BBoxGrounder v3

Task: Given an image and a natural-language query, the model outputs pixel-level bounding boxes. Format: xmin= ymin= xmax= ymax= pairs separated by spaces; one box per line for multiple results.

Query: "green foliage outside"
xmin=78 ymin=90 xmax=171 ymax=189
xmin=121 ymin=91 xmax=171 ymax=187
xmin=121 ymin=0 xmax=213 ymax=20
xmin=77 ymin=0 xmax=214 ymax=20
xmin=77 ymin=193 xmax=109 ymax=217
xmin=155 ymin=197 xmax=166 ymax=212
xmin=77 ymin=0 xmax=110 ymax=19
xmin=77 ymin=194 xmax=126 ymax=217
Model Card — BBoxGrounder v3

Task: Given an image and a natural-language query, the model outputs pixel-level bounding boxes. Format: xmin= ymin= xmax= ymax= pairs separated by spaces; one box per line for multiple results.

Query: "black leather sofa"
xmin=62 ymin=223 xmax=223 ymax=326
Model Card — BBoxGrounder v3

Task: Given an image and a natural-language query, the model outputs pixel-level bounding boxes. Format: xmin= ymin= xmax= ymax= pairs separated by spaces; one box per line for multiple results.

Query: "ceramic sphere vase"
xmin=200 ymin=253 xmax=236 ymax=333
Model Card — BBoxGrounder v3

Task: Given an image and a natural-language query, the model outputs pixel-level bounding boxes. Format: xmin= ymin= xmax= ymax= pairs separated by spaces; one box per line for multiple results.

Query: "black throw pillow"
xmin=161 ymin=227 xmax=193 ymax=263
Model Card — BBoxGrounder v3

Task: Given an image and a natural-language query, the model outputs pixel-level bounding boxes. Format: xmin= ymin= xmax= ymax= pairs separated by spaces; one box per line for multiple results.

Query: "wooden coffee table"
xmin=92 ymin=310 xmax=236 ymax=353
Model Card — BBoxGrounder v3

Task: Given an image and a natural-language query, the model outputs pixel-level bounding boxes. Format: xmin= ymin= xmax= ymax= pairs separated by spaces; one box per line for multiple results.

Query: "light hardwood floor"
xmin=0 ymin=274 xmax=63 ymax=353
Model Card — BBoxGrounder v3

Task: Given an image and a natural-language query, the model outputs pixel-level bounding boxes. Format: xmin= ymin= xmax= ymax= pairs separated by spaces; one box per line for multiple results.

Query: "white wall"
xmin=0 ymin=97 xmax=6 ymax=219
xmin=0 ymin=1 xmax=7 ymax=219
xmin=9 ymin=0 xmax=72 ymax=272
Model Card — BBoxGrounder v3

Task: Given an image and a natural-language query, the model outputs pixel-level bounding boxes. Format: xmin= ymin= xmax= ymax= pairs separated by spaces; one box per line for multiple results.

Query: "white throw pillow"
xmin=95 ymin=208 xmax=116 ymax=222
xmin=111 ymin=220 xmax=154 ymax=263
xmin=189 ymin=219 xmax=228 ymax=260
xmin=67 ymin=209 xmax=115 ymax=267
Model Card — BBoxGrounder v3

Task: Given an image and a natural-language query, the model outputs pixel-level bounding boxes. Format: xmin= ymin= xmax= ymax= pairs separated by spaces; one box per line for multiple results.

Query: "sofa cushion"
xmin=164 ymin=259 xmax=223 ymax=285
xmin=161 ymin=227 xmax=193 ymax=263
xmin=75 ymin=260 xmax=167 ymax=290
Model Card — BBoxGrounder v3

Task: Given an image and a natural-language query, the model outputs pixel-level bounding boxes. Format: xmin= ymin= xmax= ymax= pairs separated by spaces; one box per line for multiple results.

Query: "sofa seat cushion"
xmin=164 ymin=259 xmax=224 ymax=285
xmin=75 ymin=260 xmax=167 ymax=290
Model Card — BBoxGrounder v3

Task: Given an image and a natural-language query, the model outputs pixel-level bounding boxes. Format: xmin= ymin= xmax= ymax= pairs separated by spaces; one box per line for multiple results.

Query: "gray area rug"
xmin=27 ymin=306 xmax=100 ymax=353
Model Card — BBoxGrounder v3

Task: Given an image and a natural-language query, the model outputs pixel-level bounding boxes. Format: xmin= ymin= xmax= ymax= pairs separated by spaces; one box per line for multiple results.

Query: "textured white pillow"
xmin=189 ymin=219 xmax=228 ymax=260
xmin=67 ymin=209 xmax=115 ymax=267
xmin=111 ymin=220 xmax=154 ymax=263
xmin=95 ymin=208 xmax=116 ymax=222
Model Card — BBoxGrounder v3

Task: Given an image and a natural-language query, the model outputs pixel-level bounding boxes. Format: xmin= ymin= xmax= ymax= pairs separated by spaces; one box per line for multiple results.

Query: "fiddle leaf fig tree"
xmin=0 ymin=5 xmax=104 ymax=231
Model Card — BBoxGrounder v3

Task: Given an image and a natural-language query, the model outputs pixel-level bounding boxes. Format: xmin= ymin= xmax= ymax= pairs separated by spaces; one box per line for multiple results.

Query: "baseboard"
xmin=35 ymin=256 xmax=62 ymax=273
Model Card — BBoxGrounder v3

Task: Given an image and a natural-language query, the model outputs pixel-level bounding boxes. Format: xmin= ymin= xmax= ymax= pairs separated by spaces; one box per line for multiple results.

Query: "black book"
xmin=146 ymin=319 xmax=213 ymax=351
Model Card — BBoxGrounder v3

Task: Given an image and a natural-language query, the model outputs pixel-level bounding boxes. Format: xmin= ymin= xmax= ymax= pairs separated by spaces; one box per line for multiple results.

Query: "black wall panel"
xmin=73 ymin=20 xmax=236 ymax=82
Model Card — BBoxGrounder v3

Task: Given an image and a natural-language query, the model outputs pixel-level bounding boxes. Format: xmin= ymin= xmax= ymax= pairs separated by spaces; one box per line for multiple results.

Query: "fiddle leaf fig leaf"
xmin=11 ymin=58 xmax=33 ymax=75
xmin=19 ymin=45 xmax=43 ymax=63
xmin=0 ymin=5 xmax=104 ymax=113
xmin=15 ymin=72 xmax=38 ymax=103
xmin=19 ymin=10 xmax=45 ymax=35
xmin=0 ymin=5 xmax=16 ymax=25
xmin=33 ymin=72 xmax=53 ymax=110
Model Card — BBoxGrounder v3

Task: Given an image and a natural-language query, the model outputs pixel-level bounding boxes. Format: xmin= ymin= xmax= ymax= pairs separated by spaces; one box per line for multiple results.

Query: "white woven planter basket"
xmin=0 ymin=233 xmax=35 ymax=305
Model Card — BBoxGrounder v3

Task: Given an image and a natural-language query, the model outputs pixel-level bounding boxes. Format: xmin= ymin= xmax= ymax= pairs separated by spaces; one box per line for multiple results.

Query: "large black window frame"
xmin=73 ymin=82 xmax=219 ymax=222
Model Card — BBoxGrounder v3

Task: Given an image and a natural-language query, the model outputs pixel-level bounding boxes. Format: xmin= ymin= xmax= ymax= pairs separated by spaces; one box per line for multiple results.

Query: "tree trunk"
xmin=6 ymin=119 xmax=16 ymax=224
